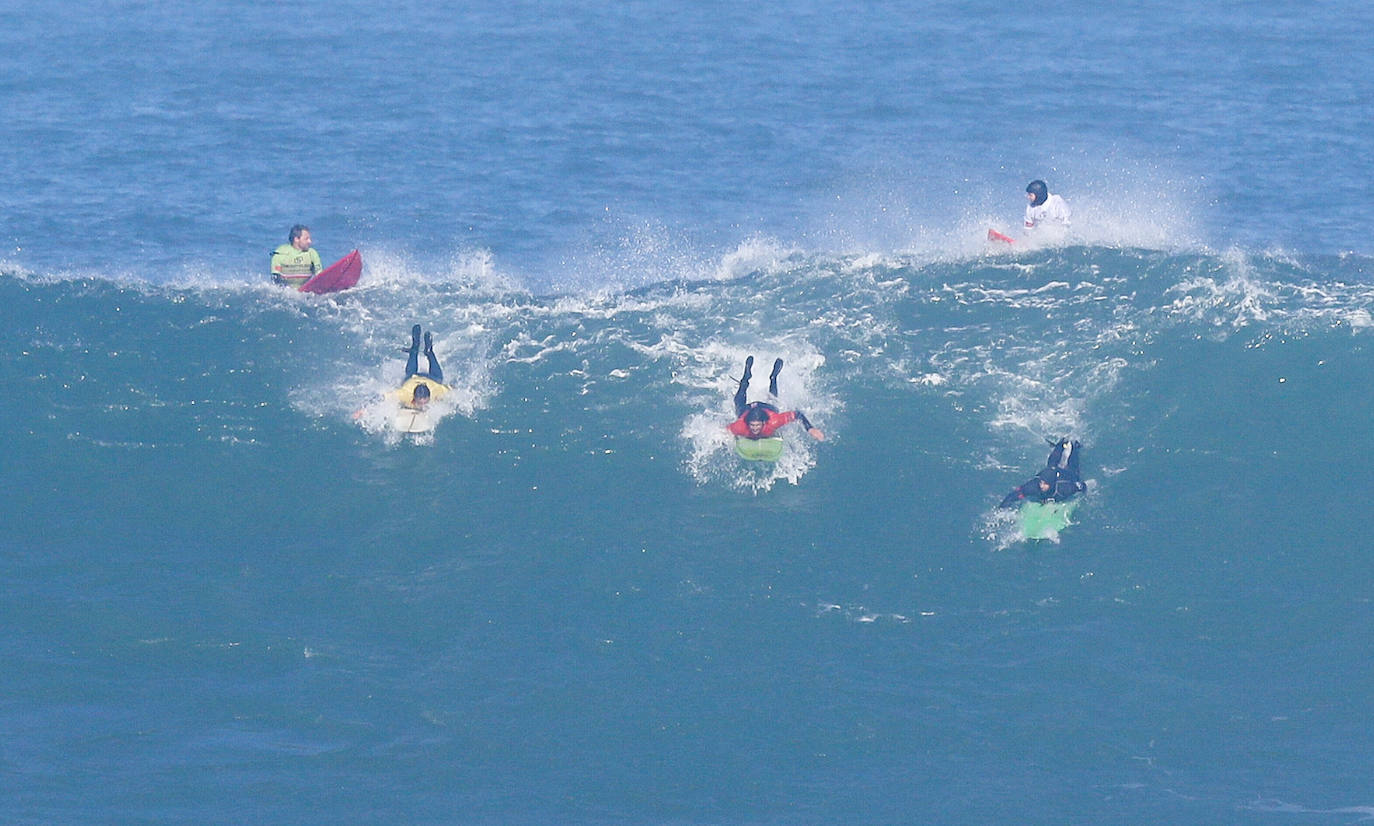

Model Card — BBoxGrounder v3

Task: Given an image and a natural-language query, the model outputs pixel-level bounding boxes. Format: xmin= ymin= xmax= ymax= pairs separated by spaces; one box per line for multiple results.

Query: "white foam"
xmin=677 ymin=345 xmax=837 ymax=492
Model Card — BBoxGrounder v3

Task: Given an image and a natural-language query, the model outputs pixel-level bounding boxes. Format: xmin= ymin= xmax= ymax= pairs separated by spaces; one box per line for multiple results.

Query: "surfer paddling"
xmin=353 ymin=325 xmax=450 ymax=420
xmin=727 ymin=356 xmax=824 ymax=441
xmin=270 ymin=224 xmax=323 ymax=288
xmin=398 ymin=324 xmax=447 ymax=410
xmin=999 ymin=437 xmax=1087 ymax=508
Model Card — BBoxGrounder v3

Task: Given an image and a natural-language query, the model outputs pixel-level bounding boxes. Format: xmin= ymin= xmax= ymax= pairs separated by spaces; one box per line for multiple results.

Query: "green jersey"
xmin=271 ymin=244 xmax=323 ymax=287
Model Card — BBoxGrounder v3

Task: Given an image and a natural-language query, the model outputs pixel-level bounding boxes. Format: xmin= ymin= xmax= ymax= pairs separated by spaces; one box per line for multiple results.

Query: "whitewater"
xmin=8 ymin=239 xmax=1374 ymax=822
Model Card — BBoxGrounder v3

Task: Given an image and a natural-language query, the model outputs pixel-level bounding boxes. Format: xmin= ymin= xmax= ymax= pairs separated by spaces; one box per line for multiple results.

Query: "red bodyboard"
xmin=987 ymin=228 xmax=1016 ymax=244
xmin=300 ymin=250 xmax=363 ymax=294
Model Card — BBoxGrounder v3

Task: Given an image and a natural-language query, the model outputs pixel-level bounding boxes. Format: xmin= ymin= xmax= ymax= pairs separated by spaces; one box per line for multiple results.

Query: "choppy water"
xmin=5 ymin=1 xmax=1374 ymax=823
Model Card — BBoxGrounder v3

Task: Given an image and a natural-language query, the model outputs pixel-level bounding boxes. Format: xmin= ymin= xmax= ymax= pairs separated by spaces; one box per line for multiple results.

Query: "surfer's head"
xmin=1026 ymin=180 xmax=1048 ymax=207
xmin=289 ymin=224 xmax=312 ymax=251
xmin=1035 ymin=466 xmax=1057 ymax=491
xmin=744 ymin=405 xmax=770 ymax=436
xmin=411 ymin=383 xmax=431 ymax=407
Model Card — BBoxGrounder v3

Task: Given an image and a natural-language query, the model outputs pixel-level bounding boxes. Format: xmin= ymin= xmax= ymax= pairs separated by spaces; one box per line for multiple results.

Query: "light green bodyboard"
xmin=734 ymin=436 xmax=784 ymax=462
xmin=1019 ymin=499 xmax=1079 ymax=539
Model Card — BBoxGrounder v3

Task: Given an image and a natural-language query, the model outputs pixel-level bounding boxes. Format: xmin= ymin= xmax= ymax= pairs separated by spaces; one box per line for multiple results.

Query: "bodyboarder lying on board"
xmin=354 ymin=325 xmax=449 ymax=418
xmin=395 ymin=325 xmax=447 ymax=410
xmin=999 ymin=437 xmax=1087 ymax=508
xmin=726 ymin=356 xmax=824 ymax=441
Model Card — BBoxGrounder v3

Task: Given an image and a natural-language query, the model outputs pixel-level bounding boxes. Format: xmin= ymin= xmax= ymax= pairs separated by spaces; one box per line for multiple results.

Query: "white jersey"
xmin=1024 ymin=193 xmax=1071 ymax=229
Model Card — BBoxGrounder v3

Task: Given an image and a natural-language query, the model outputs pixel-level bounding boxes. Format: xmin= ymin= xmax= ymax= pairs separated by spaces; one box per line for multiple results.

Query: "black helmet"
xmin=1026 ymin=180 xmax=1048 ymax=207
xmin=1036 ymin=467 xmax=1058 ymax=485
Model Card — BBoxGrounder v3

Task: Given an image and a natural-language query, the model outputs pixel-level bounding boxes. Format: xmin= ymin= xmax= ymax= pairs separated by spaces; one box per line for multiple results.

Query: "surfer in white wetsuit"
xmin=1024 ymin=180 xmax=1071 ymax=233
xmin=999 ymin=437 xmax=1087 ymax=508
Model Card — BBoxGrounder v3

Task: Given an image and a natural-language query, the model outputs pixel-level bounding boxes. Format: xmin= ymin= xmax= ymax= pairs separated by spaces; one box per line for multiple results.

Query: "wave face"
xmin=6 ymin=245 xmax=1374 ymax=821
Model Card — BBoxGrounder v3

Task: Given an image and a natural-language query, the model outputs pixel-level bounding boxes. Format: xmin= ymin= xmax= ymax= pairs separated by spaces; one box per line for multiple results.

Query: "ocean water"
xmin=5 ymin=1 xmax=1374 ymax=823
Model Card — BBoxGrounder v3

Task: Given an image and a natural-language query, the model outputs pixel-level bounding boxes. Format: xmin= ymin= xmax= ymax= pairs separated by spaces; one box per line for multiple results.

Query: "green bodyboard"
xmin=734 ymin=436 xmax=784 ymax=462
xmin=1019 ymin=499 xmax=1079 ymax=539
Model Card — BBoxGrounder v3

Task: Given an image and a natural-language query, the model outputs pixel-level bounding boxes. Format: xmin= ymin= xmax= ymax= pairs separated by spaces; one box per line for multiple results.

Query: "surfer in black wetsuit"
xmin=999 ymin=437 xmax=1088 ymax=508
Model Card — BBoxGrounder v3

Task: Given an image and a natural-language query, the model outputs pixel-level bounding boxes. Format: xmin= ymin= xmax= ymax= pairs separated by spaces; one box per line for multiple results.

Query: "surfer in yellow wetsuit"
xmin=270 ymin=224 xmax=323 ymax=288
xmin=394 ymin=324 xmax=449 ymax=409
xmin=352 ymin=325 xmax=450 ymax=421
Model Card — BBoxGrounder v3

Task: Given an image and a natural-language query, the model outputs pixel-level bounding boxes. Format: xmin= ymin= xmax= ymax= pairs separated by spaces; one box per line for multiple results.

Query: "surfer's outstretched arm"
xmin=793 ymin=411 xmax=825 ymax=441
xmin=1000 ymin=478 xmax=1038 ymax=508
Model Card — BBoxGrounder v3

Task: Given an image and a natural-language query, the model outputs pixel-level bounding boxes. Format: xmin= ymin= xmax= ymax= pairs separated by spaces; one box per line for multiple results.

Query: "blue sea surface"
xmin=5 ymin=2 xmax=1374 ymax=823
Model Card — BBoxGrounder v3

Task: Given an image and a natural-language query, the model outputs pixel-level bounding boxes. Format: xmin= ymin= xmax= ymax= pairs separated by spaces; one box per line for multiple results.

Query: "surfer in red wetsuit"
xmin=999 ymin=437 xmax=1087 ymax=508
xmin=727 ymin=356 xmax=825 ymax=441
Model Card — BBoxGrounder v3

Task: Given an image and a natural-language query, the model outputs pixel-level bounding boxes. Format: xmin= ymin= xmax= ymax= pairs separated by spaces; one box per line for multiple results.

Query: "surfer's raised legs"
xmin=405 ymin=324 xmax=443 ymax=384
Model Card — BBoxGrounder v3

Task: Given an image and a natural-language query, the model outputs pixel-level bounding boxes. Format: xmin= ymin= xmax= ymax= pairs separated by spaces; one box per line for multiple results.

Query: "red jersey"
xmin=728 ymin=408 xmax=798 ymax=438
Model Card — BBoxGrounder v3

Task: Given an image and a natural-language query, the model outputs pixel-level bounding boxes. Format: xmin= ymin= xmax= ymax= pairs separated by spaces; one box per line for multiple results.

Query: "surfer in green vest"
xmin=270 ymin=224 xmax=323 ymax=288
xmin=999 ymin=437 xmax=1087 ymax=508
xmin=727 ymin=356 xmax=824 ymax=441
